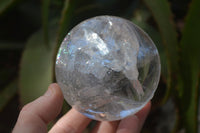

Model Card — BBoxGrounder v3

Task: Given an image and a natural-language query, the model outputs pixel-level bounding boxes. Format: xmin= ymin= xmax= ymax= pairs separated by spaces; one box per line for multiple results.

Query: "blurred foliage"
xmin=0 ymin=0 xmax=199 ymax=132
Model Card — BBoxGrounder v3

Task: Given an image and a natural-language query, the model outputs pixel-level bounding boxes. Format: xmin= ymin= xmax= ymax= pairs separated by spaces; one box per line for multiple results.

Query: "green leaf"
xmin=0 ymin=79 xmax=18 ymax=111
xmin=56 ymin=0 xmax=74 ymax=47
xmin=0 ymin=0 xmax=20 ymax=15
xmin=42 ymin=0 xmax=50 ymax=46
xmin=179 ymin=0 xmax=200 ymax=132
xmin=19 ymin=29 xmax=56 ymax=105
xmin=143 ymin=0 xmax=179 ymax=103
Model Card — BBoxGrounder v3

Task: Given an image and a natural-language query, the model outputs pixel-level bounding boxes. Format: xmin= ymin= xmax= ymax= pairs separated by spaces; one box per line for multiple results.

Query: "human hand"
xmin=13 ymin=83 xmax=151 ymax=133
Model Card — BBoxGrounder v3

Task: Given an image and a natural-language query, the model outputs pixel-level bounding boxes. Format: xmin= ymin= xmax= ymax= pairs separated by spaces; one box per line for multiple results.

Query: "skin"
xmin=12 ymin=83 xmax=151 ymax=133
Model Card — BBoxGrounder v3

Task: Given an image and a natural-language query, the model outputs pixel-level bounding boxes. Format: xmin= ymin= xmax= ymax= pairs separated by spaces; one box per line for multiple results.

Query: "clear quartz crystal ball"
xmin=55 ymin=16 xmax=161 ymax=121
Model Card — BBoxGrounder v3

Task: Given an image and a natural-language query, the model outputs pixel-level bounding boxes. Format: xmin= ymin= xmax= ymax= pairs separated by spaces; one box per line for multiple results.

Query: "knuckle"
xmin=18 ymin=104 xmax=34 ymax=124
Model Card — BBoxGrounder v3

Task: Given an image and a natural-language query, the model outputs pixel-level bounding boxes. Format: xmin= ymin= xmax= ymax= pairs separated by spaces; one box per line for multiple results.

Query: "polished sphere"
xmin=55 ymin=16 xmax=160 ymax=121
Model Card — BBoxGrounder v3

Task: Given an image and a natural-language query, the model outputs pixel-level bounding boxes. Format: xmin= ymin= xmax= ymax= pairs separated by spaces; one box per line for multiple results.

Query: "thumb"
xmin=12 ymin=83 xmax=63 ymax=133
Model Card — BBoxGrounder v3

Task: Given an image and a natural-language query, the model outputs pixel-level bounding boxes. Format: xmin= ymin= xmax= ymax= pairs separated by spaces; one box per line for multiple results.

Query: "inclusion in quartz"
xmin=55 ymin=16 xmax=161 ymax=121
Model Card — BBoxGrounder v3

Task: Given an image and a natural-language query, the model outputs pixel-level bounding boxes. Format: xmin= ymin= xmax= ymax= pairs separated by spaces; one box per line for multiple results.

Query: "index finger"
xmin=49 ymin=108 xmax=91 ymax=133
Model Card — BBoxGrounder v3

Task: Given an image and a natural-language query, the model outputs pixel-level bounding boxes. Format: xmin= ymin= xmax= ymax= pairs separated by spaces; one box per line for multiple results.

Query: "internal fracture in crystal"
xmin=55 ymin=16 xmax=161 ymax=121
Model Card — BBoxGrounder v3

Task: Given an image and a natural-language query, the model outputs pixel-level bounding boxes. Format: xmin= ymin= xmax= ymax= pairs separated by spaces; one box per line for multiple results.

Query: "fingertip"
xmin=135 ymin=101 xmax=151 ymax=132
xmin=116 ymin=101 xmax=151 ymax=133
xmin=117 ymin=115 xmax=140 ymax=133
xmin=47 ymin=83 xmax=63 ymax=99
xmin=48 ymin=83 xmax=60 ymax=90
xmin=43 ymin=83 xmax=64 ymax=118
xmin=136 ymin=101 xmax=151 ymax=120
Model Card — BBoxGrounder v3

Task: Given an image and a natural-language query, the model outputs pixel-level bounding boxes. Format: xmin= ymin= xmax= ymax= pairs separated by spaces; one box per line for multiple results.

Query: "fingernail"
xmin=44 ymin=87 xmax=53 ymax=97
